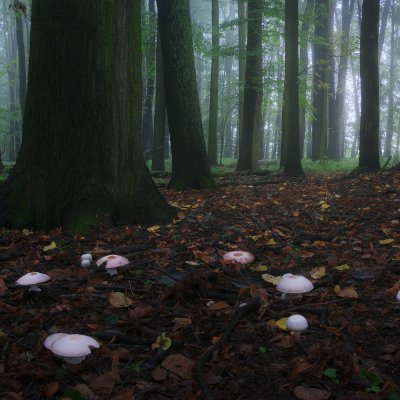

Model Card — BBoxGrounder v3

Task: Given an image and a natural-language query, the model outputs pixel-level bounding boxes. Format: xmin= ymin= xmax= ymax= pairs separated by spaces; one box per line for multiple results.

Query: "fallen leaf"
xmin=43 ymin=382 xmax=59 ymax=399
xmin=147 ymin=225 xmax=160 ymax=232
xmin=161 ymin=354 xmax=193 ymax=379
xmin=0 ymin=277 xmax=7 ymax=295
xmin=22 ymin=229 xmax=32 ymax=236
xmin=267 ymin=238 xmax=277 ymax=245
xmin=261 ymin=273 xmax=281 ymax=285
xmin=255 ymin=265 xmax=269 ymax=272
xmin=292 ymin=211 xmax=300 ymax=217
xmin=379 ymin=238 xmax=394 ymax=244
xmin=335 ymin=264 xmax=351 ymax=271
xmin=177 ymin=211 xmax=185 ymax=220
xmin=293 ymin=386 xmax=331 ymax=400
xmin=152 ymin=365 xmax=168 ymax=381
xmin=43 ymin=241 xmax=57 ymax=252
xmin=310 ymin=266 xmax=326 ymax=279
xmin=128 ymin=305 xmax=153 ymax=319
xmin=207 ymin=301 xmax=230 ymax=311
xmin=108 ymin=292 xmax=133 ymax=308
xmin=334 ymin=285 xmax=358 ymax=298
xmin=152 ymin=332 xmax=172 ymax=351
xmin=275 ymin=317 xmax=288 ymax=330
xmin=89 ymin=372 xmax=114 ymax=396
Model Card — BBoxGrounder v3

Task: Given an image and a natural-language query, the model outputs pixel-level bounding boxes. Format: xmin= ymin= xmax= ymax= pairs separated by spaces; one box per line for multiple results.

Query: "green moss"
xmin=66 ymin=213 xmax=100 ymax=234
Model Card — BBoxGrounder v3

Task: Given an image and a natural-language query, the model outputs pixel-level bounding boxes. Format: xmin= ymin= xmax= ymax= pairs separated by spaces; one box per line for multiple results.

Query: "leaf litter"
xmin=1 ymin=171 xmax=400 ymax=399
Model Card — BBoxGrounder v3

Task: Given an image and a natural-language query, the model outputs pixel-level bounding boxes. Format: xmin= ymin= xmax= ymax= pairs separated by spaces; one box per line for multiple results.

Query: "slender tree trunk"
xmin=383 ymin=0 xmax=395 ymax=157
xmin=207 ymin=0 xmax=219 ymax=166
xmin=311 ymin=0 xmax=329 ymax=161
xmin=0 ymin=0 xmax=173 ymax=230
xmin=350 ymin=55 xmax=360 ymax=158
xmin=142 ymin=0 xmax=156 ymax=153
xmin=359 ymin=0 xmax=380 ymax=170
xmin=13 ymin=0 xmax=26 ymax=118
xmin=236 ymin=0 xmax=246 ymax=159
xmin=236 ymin=0 xmax=263 ymax=171
xmin=152 ymin=26 xmax=166 ymax=171
xmin=327 ymin=0 xmax=336 ymax=160
xmin=157 ymin=0 xmax=215 ymax=189
xmin=282 ymin=0 xmax=303 ymax=174
xmin=378 ymin=0 xmax=391 ymax=61
xmin=299 ymin=0 xmax=313 ymax=159
xmin=330 ymin=0 xmax=354 ymax=160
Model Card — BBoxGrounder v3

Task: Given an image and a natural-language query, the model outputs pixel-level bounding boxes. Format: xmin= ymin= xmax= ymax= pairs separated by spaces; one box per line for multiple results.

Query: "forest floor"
xmin=1 ymin=168 xmax=400 ymax=400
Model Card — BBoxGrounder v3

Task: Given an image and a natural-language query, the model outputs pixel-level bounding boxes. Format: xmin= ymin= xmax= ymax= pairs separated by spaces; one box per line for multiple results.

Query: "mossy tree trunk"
xmin=236 ymin=0 xmax=263 ymax=172
xmin=207 ymin=0 xmax=219 ymax=166
xmin=359 ymin=0 xmax=380 ymax=170
xmin=0 ymin=0 xmax=173 ymax=231
xmin=311 ymin=0 xmax=329 ymax=161
xmin=151 ymin=26 xmax=166 ymax=172
xmin=282 ymin=0 xmax=304 ymax=175
xmin=157 ymin=0 xmax=215 ymax=190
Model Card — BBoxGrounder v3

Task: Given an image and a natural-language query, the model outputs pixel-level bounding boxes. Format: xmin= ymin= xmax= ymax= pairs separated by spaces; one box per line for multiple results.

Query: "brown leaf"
xmin=293 ymin=386 xmax=331 ymax=400
xmin=161 ymin=354 xmax=193 ymax=379
xmin=110 ymin=389 xmax=134 ymax=400
xmin=128 ymin=305 xmax=153 ymax=319
xmin=207 ymin=301 xmax=230 ymax=311
xmin=108 ymin=292 xmax=133 ymax=308
xmin=0 ymin=277 xmax=7 ymax=295
xmin=89 ymin=372 xmax=114 ymax=396
xmin=152 ymin=365 xmax=168 ymax=381
xmin=43 ymin=382 xmax=59 ymax=399
xmin=72 ymin=384 xmax=96 ymax=400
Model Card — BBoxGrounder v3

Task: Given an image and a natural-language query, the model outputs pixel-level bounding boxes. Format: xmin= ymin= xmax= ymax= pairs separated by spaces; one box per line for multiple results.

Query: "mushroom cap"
xmin=396 ymin=290 xmax=400 ymax=302
xmin=223 ymin=251 xmax=255 ymax=265
xmin=49 ymin=334 xmax=100 ymax=357
xmin=95 ymin=254 xmax=129 ymax=269
xmin=81 ymin=253 xmax=93 ymax=262
xmin=16 ymin=272 xmax=50 ymax=286
xmin=44 ymin=333 xmax=69 ymax=350
xmin=276 ymin=274 xmax=313 ymax=294
xmin=286 ymin=314 xmax=308 ymax=332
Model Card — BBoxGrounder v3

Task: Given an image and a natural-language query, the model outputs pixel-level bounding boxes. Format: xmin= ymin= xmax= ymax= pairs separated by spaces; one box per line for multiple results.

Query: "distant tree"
xmin=311 ymin=0 xmax=329 ymax=161
xmin=378 ymin=0 xmax=391 ymax=61
xmin=359 ymin=0 xmax=380 ymax=170
xmin=152 ymin=26 xmax=166 ymax=172
xmin=142 ymin=0 xmax=156 ymax=153
xmin=236 ymin=0 xmax=263 ymax=171
xmin=281 ymin=0 xmax=304 ymax=175
xmin=207 ymin=0 xmax=219 ymax=166
xmin=329 ymin=0 xmax=354 ymax=160
xmin=157 ymin=0 xmax=215 ymax=189
xmin=0 ymin=0 xmax=173 ymax=230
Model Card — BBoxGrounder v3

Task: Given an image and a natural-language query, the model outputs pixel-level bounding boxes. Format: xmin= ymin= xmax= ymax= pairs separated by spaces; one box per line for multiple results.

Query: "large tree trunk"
xmin=236 ymin=0 xmax=263 ymax=171
xmin=152 ymin=25 xmax=166 ymax=172
xmin=359 ymin=0 xmax=380 ymax=170
xmin=329 ymin=0 xmax=354 ymax=160
xmin=207 ymin=0 xmax=219 ymax=166
xmin=311 ymin=0 xmax=329 ymax=161
xmin=157 ymin=0 xmax=215 ymax=189
xmin=0 ymin=0 xmax=173 ymax=230
xmin=142 ymin=0 xmax=156 ymax=153
xmin=282 ymin=0 xmax=303 ymax=175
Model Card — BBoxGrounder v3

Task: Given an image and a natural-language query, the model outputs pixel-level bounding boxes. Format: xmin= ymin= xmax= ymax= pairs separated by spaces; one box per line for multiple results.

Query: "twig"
xmin=193 ymin=298 xmax=260 ymax=400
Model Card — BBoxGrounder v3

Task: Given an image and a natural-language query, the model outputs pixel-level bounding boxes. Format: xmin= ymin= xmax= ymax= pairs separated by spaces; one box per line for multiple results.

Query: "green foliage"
xmin=123 ymin=359 xmax=145 ymax=373
xmin=323 ymin=368 xmax=339 ymax=384
xmin=61 ymin=390 xmax=83 ymax=400
xmin=360 ymin=368 xmax=383 ymax=393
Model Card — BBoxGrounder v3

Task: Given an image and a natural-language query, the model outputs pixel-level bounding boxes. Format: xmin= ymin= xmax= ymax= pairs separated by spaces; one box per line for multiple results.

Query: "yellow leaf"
xmin=310 ymin=266 xmax=326 ymax=279
xmin=22 ymin=229 xmax=33 ymax=236
xmin=334 ymin=285 xmax=358 ymax=298
xmin=147 ymin=225 xmax=160 ymax=232
xmin=321 ymin=203 xmax=330 ymax=209
xmin=267 ymin=238 xmax=277 ymax=245
xmin=255 ymin=265 xmax=269 ymax=272
xmin=335 ymin=264 xmax=351 ymax=271
xmin=275 ymin=317 xmax=288 ymax=330
xmin=261 ymin=273 xmax=281 ymax=285
xmin=108 ymin=292 xmax=133 ymax=308
xmin=292 ymin=211 xmax=300 ymax=217
xmin=43 ymin=241 xmax=57 ymax=252
xmin=177 ymin=211 xmax=185 ymax=220
xmin=379 ymin=238 xmax=394 ymax=245
xmin=152 ymin=332 xmax=172 ymax=351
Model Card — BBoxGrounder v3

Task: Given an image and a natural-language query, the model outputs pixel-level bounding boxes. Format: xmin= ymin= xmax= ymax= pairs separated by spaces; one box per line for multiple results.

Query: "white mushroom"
xmin=396 ymin=290 xmax=400 ymax=302
xmin=276 ymin=274 xmax=314 ymax=301
xmin=96 ymin=254 xmax=129 ymax=276
xmin=81 ymin=259 xmax=91 ymax=268
xmin=286 ymin=314 xmax=308 ymax=341
xmin=81 ymin=253 xmax=93 ymax=262
xmin=45 ymin=333 xmax=100 ymax=364
xmin=222 ymin=251 xmax=255 ymax=265
xmin=16 ymin=272 xmax=50 ymax=292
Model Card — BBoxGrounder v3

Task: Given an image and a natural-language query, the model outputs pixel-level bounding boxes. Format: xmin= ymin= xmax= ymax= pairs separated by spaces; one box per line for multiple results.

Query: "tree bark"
xmin=157 ymin=0 xmax=215 ymax=189
xmin=236 ymin=0 xmax=263 ymax=171
xmin=359 ymin=0 xmax=380 ymax=170
xmin=0 ymin=0 xmax=173 ymax=230
xmin=282 ymin=0 xmax=303 ymax=175
xmin=311 ymin=0 xmax=329 ymax=161
xmin=207 ymin=0 xmax=219 ymax=166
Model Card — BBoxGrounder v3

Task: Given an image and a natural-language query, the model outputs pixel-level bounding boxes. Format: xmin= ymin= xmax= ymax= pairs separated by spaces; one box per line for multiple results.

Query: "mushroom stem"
xmin=107 ymin=268 xmax=117 ymax=276
xmin=292 ymin=331 xmax=301 ymax=342
xmin=28 ymin=285 xmax=41 ymax=292
xmin=63 ymin=356 xmax=87 ymax=365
